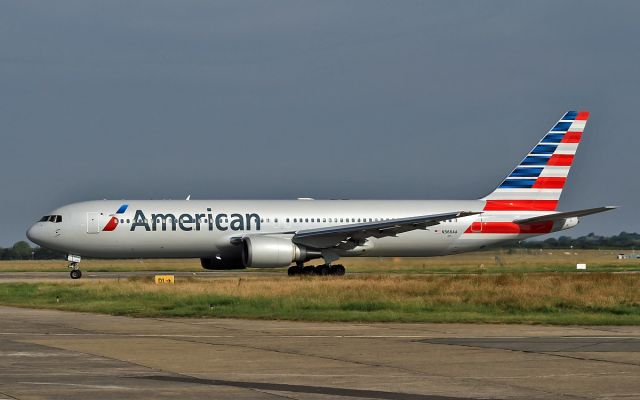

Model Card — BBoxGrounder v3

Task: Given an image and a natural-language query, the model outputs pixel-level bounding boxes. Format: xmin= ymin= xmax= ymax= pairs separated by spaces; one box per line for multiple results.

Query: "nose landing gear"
xmin=67 ymin=255 xmax=82 ymax=280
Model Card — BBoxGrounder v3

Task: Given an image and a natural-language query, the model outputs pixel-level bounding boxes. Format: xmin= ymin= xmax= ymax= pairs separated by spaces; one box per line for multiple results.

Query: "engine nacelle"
xmin=561 ymin=217 xmax=579 ymax=230
xmin=200 ymin=251 xmax=244 ymax=270
xmin=241 ymin=236 xmax=318 ymax=268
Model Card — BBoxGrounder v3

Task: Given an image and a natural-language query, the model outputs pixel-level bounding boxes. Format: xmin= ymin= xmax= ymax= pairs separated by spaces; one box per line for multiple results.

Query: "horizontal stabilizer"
xmin=514 ymin=206 xmax=617 ymax=224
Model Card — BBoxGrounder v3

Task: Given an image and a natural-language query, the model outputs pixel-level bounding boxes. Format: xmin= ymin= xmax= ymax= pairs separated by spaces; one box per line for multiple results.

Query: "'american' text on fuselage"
xmin=131 ymin=209 xmax=261 ymax=232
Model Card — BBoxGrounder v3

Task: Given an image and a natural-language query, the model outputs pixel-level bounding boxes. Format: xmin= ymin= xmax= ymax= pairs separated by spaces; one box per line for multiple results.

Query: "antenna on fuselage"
xmin=186 ymin=195 xmax=191 ymax=200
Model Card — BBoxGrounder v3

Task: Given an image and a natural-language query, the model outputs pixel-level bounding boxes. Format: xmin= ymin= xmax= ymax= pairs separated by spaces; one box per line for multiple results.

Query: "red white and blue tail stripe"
xmin=482 ymin=110 xmax=589 ymax=211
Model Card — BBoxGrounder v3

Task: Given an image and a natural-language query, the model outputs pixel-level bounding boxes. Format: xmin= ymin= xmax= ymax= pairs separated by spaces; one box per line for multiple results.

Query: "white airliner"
xmin=27 ymin=111 xmax=615 ymax=279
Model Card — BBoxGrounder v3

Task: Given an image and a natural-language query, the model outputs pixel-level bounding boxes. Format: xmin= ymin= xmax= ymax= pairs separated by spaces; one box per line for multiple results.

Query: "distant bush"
xmin=0 ymin=241 xmax=65 ymax=260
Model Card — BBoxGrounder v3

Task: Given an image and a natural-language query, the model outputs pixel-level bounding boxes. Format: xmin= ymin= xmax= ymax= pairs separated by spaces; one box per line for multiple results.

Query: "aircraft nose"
xmin=26 ymin=223 xmax=43 ymax=245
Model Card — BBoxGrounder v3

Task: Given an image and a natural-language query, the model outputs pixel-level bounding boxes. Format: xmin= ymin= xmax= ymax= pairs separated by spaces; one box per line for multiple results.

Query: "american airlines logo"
xmin=102 ymin=204 xmax=129 ymax=231
xmin=129 ymin=209 xmax=262 ymax=232
xmin=101 ymin=204 xmax=262 ymax=232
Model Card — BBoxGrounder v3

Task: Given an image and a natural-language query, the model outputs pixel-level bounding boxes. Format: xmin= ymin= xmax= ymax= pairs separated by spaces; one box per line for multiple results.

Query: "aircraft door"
xmin=87 ymin=212 xmax=101 ymax=234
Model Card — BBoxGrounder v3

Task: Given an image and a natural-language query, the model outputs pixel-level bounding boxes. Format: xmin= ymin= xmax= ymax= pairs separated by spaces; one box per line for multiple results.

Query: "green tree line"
xmin=1 ymin=241 xmax=65 ymax=260
xmin=516 ymin=232 xmax=640 ymax=250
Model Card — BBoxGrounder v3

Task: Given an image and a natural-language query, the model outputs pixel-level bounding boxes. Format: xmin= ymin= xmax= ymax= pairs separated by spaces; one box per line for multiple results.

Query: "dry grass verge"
xmin=1 ymin=273 xmax=638 ymax=324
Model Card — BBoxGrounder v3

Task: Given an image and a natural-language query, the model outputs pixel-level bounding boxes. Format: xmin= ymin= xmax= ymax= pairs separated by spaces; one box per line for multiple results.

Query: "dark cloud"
xmin=1 ymin=1 xmax=638 ymax=244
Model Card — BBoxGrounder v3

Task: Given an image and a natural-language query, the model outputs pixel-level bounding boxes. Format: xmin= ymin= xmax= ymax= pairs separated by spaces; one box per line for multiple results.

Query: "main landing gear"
xmin=67 ymin=254 xmax=82 ymax=279
xmin=287 ymin=263 xmax=346 ymax=276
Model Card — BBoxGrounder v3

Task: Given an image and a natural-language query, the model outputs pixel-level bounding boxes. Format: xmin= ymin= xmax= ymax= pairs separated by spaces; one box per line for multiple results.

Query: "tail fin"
xmin=482 ymin=110 xmax=589 ymax=211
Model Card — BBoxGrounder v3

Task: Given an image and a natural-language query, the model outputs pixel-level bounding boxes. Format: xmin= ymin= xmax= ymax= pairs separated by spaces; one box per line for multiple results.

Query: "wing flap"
xmin=292 ymin=211 xmax=480 ymax=250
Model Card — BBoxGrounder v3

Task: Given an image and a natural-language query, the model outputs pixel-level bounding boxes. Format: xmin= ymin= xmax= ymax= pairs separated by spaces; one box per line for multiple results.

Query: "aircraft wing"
xmin=514 ymin=206 xmax=617 ymax=224
xmin=292 ymin=211 xmax=480 ymax=250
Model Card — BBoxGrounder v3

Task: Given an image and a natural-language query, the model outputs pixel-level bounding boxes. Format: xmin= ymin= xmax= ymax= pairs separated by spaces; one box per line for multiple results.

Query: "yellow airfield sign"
xmin=154 ymin=275 xmax=175 ymax=284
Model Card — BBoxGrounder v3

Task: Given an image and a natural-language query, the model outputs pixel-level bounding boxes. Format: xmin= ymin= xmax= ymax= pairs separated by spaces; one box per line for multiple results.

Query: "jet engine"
xmin=241 ymin=236 xmax=320 ymax=268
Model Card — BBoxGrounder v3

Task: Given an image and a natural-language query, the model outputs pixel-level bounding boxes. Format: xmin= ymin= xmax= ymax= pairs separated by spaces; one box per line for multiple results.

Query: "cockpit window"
xmin=39 ymin=215 xmax=62 ymax=223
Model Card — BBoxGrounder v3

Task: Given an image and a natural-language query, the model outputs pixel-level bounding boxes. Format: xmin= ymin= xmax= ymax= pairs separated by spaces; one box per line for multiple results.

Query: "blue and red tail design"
xmin=482 ymin=110 xmax=589 ymax=211
xmin=102 ymin=204 xmax=128 ymax=231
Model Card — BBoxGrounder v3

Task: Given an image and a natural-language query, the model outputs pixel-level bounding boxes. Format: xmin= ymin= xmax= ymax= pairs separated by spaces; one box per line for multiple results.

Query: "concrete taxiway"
xmin=0 ymin=306 xmax=639 ymax=399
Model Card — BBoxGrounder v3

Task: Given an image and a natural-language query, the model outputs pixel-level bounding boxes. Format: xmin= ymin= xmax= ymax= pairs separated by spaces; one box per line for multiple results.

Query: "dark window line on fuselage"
xmin=115 ymin=216 xmax=457 ymax=225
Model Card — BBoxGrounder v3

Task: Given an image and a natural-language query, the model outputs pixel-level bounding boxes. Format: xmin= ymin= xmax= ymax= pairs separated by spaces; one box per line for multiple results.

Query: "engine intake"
xmin=241 ymin=236 xmax=319 ymax=268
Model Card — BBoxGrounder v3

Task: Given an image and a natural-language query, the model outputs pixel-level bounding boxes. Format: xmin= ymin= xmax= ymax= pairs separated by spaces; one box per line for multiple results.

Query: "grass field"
xmin=0 ymin=273 xmax=639 ymax=324
xmin=2 ymin=249 xmax=640 ymax=274
xmin=1 ymin=250 xmax=639 ymax=324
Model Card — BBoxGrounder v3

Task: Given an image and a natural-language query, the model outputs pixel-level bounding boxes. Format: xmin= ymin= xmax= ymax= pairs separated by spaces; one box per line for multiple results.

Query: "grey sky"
xmin=1 ymin=1 xmax=638 ymax=246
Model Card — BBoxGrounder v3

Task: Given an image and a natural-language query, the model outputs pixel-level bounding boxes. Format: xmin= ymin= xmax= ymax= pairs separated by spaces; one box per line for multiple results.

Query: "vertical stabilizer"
xmin=482 ymin=110 xmax=589 ymax=211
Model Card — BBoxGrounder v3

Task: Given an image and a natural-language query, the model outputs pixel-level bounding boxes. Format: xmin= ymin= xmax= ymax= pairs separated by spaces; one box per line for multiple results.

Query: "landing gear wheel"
xmin=302 ymin=265 xmax=315 ymax=275
xmin=288 ymin=266 xmax=302 ymax=276
xmin=70 ymin=269 xmax=82 ymax=280
xmin=315 ymin=264 xmax=331 ymax=276
xmin=330 ymin=264 xmax=346 ymax=276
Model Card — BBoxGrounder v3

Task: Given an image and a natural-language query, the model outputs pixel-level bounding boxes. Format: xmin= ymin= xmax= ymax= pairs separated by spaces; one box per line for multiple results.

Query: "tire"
xmin=331 ymin=265 xmax=346 ymax=276
xmin=302 ymin=266 xmax=315 ymax=275
xmin=287 ymin=266 xmax=301 ymax=276
xmin=70 ymin=270 xmax=82 ymax=280
xmin=316 ymin=265 xmax=330 ymax=276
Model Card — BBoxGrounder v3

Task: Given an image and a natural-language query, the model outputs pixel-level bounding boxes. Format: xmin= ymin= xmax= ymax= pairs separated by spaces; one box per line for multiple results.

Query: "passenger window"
xmin=286 ymin=218 xmax=290 ymax=223
xmin=120 ymin=219 xmax=124 ymax=223
xmin=340 ymin=218 xmax=343 ymax=222
xmin=127 ymin=219 xmax=130 ymax=223
xmin=275 ymin=218 xmax=278 ymax=223
xmin=294 ymin=218 xmax=297 ymax=223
